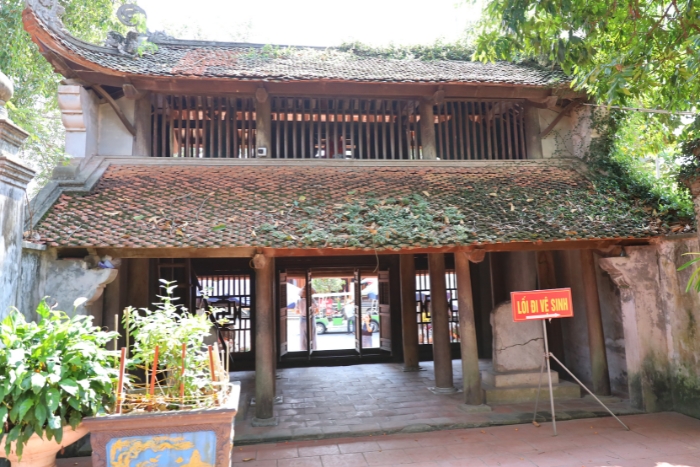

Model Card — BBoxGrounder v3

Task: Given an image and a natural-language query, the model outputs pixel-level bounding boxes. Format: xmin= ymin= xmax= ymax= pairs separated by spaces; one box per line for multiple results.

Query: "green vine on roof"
xmin=338 ymin=40 xmax=475 ymax=62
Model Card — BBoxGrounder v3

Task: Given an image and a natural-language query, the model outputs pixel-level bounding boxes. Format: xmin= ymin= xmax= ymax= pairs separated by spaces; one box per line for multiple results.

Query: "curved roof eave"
xmin=22 ymin=5 xmax=572 ymax=94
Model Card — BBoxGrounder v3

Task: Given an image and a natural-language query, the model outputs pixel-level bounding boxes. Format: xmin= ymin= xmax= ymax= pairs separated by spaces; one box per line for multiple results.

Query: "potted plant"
xmin=0 ymin=298 xmax=119 ymax=467
xmin=84 ymin=280 xmax=240 ymax=467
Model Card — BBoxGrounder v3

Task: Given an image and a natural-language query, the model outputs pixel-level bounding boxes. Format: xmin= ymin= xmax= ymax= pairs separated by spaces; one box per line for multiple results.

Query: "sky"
xmin=138 ymin=0 xmax=484 ymax=47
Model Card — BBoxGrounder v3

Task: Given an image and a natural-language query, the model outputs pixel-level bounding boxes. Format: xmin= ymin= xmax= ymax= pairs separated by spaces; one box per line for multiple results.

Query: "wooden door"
xmin=378 ymin=270 xmax=391 ymax=352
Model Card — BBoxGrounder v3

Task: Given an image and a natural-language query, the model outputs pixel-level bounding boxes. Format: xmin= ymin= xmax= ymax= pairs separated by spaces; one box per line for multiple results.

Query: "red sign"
xmin=511 ymin=288 xmax=574 ymax=322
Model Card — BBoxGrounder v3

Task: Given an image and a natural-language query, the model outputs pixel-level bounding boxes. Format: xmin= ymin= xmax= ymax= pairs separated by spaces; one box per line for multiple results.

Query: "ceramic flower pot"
xmin=0 ymin=424 xmax=88 ymax=467
xmin=84 ymin=383 xmax=240 ymax=467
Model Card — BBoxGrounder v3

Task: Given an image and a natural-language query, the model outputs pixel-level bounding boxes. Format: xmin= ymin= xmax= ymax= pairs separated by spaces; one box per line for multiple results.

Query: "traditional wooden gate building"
xmin=19 ymin=0 xmax=695 ymax=425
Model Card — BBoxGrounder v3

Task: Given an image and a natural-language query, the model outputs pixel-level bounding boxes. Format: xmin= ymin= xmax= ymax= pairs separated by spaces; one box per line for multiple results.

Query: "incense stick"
xmin=115 ymin=347 xmax=127 ymax=414
xmin=149 ymin=345 xmax=159 ymax=410
xmin=208 ymin=345 xmax=217 ymax=383
xmin=180 ymin=343 xmax=186 ymax=405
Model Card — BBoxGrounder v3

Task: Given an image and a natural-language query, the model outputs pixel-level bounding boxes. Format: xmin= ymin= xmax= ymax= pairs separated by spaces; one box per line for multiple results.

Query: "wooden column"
xmin=524 ymin=105 xmax=543 ymax=159
xmin=428 ymin=253 xmax=455 ymax=392
xmin=455 ymin=251 xmax=483 ymax=405
xmin=253 ymin=253 xmax=276 ymax=422
xmin=536 ymin=251 xmax=565 ymax=359
xmin=400 ymin=254 xmax=420 ymax=371
xmin=419 ymin=99 xmax=437 ymax=160
xmin=504 ymin=251 xmax=537 ymax=293
xmin=580 ymin=249 xmax=611 ymax=395
xmin=132 ymin=94 xmax=152 ymax=156
xmin=255 ymin=87 xmax=271 ymax=157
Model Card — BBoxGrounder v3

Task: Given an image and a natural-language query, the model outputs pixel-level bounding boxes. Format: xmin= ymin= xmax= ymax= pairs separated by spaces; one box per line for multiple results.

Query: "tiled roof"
xmin=35 ymin=164 xmax=676 ymax=250
xmin=41 ymin=22 xmax=566 ymax=86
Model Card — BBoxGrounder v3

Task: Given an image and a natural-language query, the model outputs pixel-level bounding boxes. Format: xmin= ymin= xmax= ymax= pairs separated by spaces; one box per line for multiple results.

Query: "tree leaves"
xmin=473 ymin=0 xmax=700 ymax=111
xmin=0 ymin=0 xmax=128 ymax=190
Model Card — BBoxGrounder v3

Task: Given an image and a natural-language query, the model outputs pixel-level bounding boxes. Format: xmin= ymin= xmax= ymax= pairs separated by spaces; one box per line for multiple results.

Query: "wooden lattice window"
xmin=416 ymin=270 xmax=460 ymax=345
xmin=271 ymin=97 xmax=421 ymax=160
xmin=151 ymin=95 xmax=256 ymax=158
xmin=150 ymin=94 xmax=528 ymax=160
xmin=434 ymin=100 xmax=528 ymax=160
xmin=198 ymin=274 xmax=253 ymax=354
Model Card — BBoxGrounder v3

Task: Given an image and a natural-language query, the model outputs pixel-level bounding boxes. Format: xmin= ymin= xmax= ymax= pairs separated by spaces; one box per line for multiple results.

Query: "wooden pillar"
xmin=428 ymin=253 xmax=455 ymax=391
xmin=132 ymin=94 xmax=152 ymax=156
xmin=580 ymin=249 xmax=611 ymax=395
xmin=400 ymin=254 xmax=420 ymax=371
xmin=524 ymin=105 xmax=543 ymax=159
xmin=419 ymin=99 xmax=437 ymax=160
xmin=504 ymin=251 xmax=537 ymax=293
xmin=536 ymin=251 xmax=565 ymax=360
xmin=253 ymin=253 xmax=276 ymax=422
xmin=255 ymin=87 xmax=271 ymax=157
xmin=455 ymin=251 xmax=483 ymax=405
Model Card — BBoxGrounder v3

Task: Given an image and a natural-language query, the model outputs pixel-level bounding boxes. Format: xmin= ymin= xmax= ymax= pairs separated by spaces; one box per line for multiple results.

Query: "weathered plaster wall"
xmin=0 ymin=156 xmax=33 ymax=318
xmin=600 ymin=238 xmax=700 ymax=417
xmin=554 ymin=250 xmax=593 ymax=386
xmin=98 ymin=97 xmax=134 ymax=156
xmin=657 ymin=238 xmax=700 ymax=418
xmin=17 ymin=249 xmax=118 ymax=319
xmin=537 ymin=106 xmax=593 ymax=160
xmin=16 ymin=243 xmax=49 ymax=320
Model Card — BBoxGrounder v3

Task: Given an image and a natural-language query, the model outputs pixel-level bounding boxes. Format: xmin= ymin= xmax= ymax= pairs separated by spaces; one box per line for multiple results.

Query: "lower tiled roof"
xmin=35 ymin=164 xmax=674 ymax=250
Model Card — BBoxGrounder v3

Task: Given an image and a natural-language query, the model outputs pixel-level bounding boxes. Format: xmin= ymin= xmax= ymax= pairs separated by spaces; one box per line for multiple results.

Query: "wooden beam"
xmin=468 ymin=248 xmax=486 ymax=264
xmin=539 ymin=100 xmax=582 ymax=138
xmin=123 ymin=83 xmax=147 ymax=100
xmin=90 ymin=238 xmax=648 ymax=259
xmin=91 ymin=84 xmax=137 ymax=136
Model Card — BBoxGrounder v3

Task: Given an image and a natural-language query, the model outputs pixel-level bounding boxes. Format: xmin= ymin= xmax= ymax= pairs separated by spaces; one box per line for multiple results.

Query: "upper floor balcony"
xmin=149 ymin=95 xmax=529 ymax=161
xmin=24 ymin=0 xmax=582 ymax=166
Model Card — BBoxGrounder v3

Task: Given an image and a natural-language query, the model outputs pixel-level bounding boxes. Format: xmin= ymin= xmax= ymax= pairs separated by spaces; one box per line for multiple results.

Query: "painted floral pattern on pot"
xmin=106 ymin=431 xmax=216 ymax=467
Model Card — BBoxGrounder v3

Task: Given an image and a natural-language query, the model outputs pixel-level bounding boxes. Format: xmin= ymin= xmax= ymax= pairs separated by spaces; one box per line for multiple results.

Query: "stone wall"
xmin=17 ymin=248 xmax=117 ymax=319
xmin=600 ymin=236 xmax=700 ymax=417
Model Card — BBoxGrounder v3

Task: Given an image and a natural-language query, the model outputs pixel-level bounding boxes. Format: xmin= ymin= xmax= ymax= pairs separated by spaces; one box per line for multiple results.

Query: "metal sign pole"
xmin=548 ymin=352 xmax=630 ymax=431
xmin=533 ymin=321 xmax=630 ymax=434
xmin=542 ymin=320 xmax=557 ymax=435
xmin=516 ymin=288 xmax=630 ymax=435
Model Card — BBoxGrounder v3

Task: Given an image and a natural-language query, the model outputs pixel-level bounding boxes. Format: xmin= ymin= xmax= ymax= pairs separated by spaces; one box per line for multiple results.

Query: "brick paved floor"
xmin=57 ymin=412 xmax=700 ymax=467
xmin=234 ymin=361 xmax=641 ymax=444
xmin=227 ymin=413 xmax=700 ymax=467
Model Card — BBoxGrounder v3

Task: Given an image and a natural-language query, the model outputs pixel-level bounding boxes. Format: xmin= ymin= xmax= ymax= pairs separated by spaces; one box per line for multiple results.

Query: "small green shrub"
xmin=123 ymin=280 xmax=223 ymax=412
xmin=0 ymin=299 xmax=119 ymax=458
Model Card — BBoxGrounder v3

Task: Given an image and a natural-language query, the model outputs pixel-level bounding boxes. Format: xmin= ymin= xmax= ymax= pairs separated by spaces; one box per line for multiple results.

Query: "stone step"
xmin=481 ymin=369 xmax=559 ymax=387
xmin=483 ymin=381 xmax=581 ymax=405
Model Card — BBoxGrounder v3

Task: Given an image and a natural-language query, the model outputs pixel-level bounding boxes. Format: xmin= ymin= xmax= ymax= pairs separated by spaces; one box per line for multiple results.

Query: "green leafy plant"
xmin=0 ymin=299 xmax=119 ymax=458
xmin=123 ymin=280 xmax=223 ymax=412
xmin=679 ymin=253 xmax=700 ymax=293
